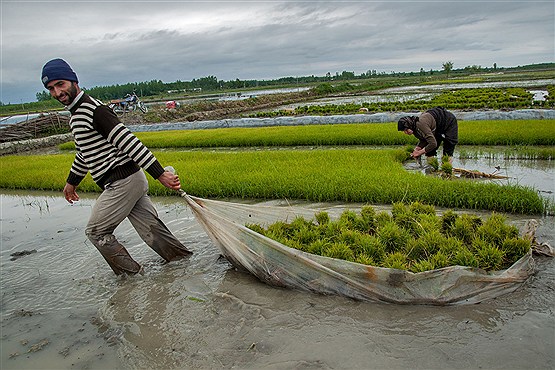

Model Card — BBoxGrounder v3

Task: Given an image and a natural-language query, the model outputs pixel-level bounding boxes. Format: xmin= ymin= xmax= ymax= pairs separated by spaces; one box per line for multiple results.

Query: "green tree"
xmin=442 ymin=61 xmax=454 ymax=78
xmin=340 ymin=71 xmax=355 ymax=80
xmin=36 ymin=91 xmax=52 ymax=102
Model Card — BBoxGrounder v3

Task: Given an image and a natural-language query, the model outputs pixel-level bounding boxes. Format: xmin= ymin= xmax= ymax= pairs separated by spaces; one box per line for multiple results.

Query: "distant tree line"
xmin=28 ymin=62 xmax=555 ymax=103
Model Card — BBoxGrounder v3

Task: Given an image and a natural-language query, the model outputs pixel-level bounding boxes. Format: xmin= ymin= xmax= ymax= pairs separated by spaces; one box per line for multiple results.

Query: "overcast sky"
xmin=1 ymin=0 xmax=553 ymax=104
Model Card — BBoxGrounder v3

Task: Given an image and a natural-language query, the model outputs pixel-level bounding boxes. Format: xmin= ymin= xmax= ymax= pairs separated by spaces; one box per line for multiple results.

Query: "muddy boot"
xmin=89 ymin=234 xmax=142 ymax=275
xmin=149 ymin=220 xmax=193 ymax=262
xmin=154 ymin=241 xmax=192 ymax=262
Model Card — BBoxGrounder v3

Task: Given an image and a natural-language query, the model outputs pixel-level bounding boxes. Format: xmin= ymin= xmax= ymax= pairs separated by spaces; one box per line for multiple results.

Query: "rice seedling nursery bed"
xmin=1 ymin=118 xmax=553 ymax=216
xmin=57 ymin=119 xmax=555 ymax=150
xmin=245 ymin=202 xmax=531 ymax=273
xmin=250 ymin=86 xmax=555 ymax=118
xmin=0 ymin=147 xmax=550 ymax=215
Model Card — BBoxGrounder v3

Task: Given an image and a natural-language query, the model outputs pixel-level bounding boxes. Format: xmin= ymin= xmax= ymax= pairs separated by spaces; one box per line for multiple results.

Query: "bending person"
xmin=397 ymin=107 xmax=458 ymax=164
xmin=41 ymin=58 xmax=192 ymax=275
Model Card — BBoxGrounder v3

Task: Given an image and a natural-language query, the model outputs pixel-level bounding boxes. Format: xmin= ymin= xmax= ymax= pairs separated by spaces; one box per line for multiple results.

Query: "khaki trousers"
xmin=85 ymin=170 xmax=191 ymax=275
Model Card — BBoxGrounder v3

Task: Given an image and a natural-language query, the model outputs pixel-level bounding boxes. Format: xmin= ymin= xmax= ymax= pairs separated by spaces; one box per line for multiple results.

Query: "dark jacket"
xmin=414 ymin=107 xmax=458 ymax=155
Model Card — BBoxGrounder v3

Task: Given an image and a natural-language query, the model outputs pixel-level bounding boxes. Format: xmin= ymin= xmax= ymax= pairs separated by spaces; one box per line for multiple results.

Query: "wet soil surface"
xmin=1 ymin=190 xmax=554 ymax=370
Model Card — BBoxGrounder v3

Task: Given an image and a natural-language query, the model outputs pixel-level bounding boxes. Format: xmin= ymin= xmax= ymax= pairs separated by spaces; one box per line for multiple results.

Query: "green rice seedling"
xmin=2 ymin=147 xmax=550 ymax=215
xmin=307 ymin=239 xmax=329 ymax=256
xmin=476 ymin=213 xmax=519 ymax=247
xmin=417 ymin=213 xmax=442 ymax=236
xmin=377 ymin=221 xmax=411 ymax=253
xmin=391 ymin=202 xmax=409 ymax=219
xmin=131 ymin=122 xmax=415 ymax=148
xmin=360 ymin=205 xmax=377 ymax=232
xmin=323 ymin=242 xmax=355 ymax=261
xmin=427 ymin=157 xmax=439 ymax=170
xmin=245 ymin=200 xmax=532 ymax=273
xmin=440 ymin=210 xmax=459 ymax=233
xmin=405 ymin=230 xmax=446 ymax=260
xmin=56 ymin=119 xmax=555 ymax=149
xmin=267 ymin=221 xmax=292 ymax=240
xmin=339 ymin=229 xmax=360 ymax=246
xmin=392 ymin=203 xmax=420 ymax=236
xmin=375 ymin=211 xmax=393 ymax=228
xmin=404 ymin=238 xmax=422 ymax=260
xmin=439 ymin=237 xmax=465 ymax=258
xmin=391 ymin=202 xmax=409 ymax=215
xmin=403 ymin=145 xmax=414 ymax=160
xmin=430 ymin=251 xmax=450 ymax=269
xmin=419 ymin=230 xmax=449 ymax=254
xmin=355 ymin=212 xmax=375 ymax=233
xmin=449 ymin=214 xmax=482 ymax=244
xmin=408 ymin=201 xmax=436 ymax=216
xmin=382 ymin=252 xmax=409 ymax=270
xmin=459 ymin=120 xmax=555 ymax=146
xmin=353 ymin=234 xmax=385 ymax=262
xmin=474 ymin=239 xmax=505 ymax=270
xmin=501 ymin=238 xmax=531 ymax=264
xmin=355 ymin=253 xmax=377 ymax=266
xmin=319 ymin=221 xmax=345 ymax=243
xmin=290 ymin=216 xmax=315 ymax=233
xmin=440 ymin=156 xmax=453 ymax=176
xmin=451 ymin=248 xmax=480 ymax=268
xmin=246 ymin=223 xmax=266 ymax=235
xmin=338 ymin=209 xmax=368 ymax=233
xmin=458 ymin=146 xmax=555 ymax=161
xmin=410 ymin=259 xmax=435 ymax=273
xmin=314 ymin=211 xmax=330 ymax=225
xmin=264 ymin=230 xmax=290 ymax=247
xmin=285 ymin=239 xmax=307 ymax=252
xmin=291 ymin=224 xmax=320 ymax=246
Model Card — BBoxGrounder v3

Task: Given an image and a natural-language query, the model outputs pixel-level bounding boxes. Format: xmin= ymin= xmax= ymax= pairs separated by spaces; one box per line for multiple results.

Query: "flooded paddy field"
xmin=1 ymin=150 xmax=554 ymax=369
xmin=410 ymin=148 xmax=555 ymax=204
xmin=274 ymin=79 xmax=555 ymax=112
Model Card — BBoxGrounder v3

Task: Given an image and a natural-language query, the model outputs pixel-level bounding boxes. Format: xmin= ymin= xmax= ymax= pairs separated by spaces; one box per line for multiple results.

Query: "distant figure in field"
xmin=397 ymin=107 xmax=458 ymax=164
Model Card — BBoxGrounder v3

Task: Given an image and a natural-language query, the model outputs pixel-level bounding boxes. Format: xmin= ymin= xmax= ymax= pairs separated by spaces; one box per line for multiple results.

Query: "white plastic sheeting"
xmin=182 ymin=193 xmax=550 ymax=305
xmin=129 ymin=109 xmax=555 ymax=133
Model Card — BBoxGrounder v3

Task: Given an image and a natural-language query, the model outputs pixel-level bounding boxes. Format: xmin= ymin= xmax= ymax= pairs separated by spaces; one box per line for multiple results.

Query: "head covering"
xmin=41 ymin=58 xmax=78 ymax=87
xmin=397 ymin=116 xmax=418 ymax=131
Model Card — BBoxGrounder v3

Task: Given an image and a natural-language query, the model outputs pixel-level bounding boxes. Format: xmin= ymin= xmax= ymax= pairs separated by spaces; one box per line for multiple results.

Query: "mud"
xmin=1 ymin=186 xmax=554 ymax=369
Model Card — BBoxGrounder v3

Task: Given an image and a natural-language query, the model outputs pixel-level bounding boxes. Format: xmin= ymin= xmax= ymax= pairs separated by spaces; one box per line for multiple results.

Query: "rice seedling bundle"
xmin=246 ymin=202 xmax=531 ymax=272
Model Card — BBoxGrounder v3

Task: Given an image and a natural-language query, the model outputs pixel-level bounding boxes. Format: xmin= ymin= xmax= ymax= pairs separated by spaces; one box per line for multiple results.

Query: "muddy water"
xmin=455 ymin=157 xmax=555 ymax=202
xmin=441 ymin=152 xmax=555 ymax=203
xmin=1 ymin=185 xmax=554 ymax=369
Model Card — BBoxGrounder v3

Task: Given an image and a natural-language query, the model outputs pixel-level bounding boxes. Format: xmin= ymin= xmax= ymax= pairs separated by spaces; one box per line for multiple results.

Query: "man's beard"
xmin=58 ymin=83 xmax=79 ymax=105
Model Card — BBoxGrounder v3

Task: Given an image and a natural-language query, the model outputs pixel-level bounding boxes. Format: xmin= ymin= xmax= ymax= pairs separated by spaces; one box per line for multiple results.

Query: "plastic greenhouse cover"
xmin=181 ymin=193 xmax=553 ymax=306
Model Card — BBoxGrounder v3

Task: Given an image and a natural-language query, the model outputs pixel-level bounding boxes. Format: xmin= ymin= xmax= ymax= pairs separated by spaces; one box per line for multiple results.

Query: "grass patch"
xmin=57 ymin=120 xmax=555 ymax=151
xmin=1 ymin=148 xmax=549 ymax=215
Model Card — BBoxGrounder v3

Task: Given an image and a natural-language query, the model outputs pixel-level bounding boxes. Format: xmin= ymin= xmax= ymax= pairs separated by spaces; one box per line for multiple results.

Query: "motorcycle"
xmin=108 ymin=91 xmax=148 ymax=116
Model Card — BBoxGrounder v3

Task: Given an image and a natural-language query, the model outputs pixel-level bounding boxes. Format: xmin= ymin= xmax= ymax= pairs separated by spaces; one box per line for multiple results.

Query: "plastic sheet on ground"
xmin=182 ymin=193 xmax=551 ymax=305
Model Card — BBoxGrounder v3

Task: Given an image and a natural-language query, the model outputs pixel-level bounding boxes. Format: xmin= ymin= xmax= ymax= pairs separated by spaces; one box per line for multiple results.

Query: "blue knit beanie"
xmin=41 ymin=58 xmax=79 ymax=87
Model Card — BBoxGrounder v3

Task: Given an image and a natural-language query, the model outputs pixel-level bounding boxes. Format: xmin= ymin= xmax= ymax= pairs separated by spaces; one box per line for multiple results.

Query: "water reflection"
xmin=1 ymin=191 xmax=554 ymax=369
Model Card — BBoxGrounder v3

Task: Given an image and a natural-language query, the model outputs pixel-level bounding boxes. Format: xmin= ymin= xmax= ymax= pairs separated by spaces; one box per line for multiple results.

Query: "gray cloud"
xmin=1 ymin=1 xmax=553 ymax=103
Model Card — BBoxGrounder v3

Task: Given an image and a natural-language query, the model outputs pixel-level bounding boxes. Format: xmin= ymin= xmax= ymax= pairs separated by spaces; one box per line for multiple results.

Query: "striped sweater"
xmin=66 ymin=93 xmax=164 ymax=189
